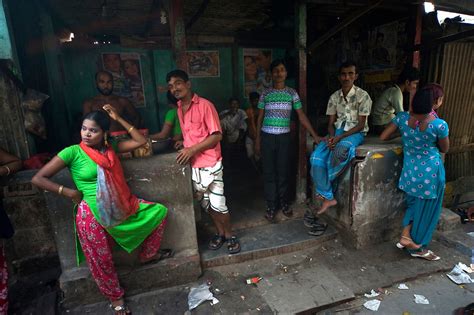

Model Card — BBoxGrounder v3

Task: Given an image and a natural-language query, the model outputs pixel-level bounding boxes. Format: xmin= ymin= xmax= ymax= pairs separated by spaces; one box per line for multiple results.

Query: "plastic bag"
xmin=188 ymin=283 xmax=217 ymax=310
xmin=21 ymin=89 xmax=49 ymax=139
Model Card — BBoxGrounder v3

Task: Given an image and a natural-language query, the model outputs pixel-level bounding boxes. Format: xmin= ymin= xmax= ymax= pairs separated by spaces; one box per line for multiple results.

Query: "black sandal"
xmin=307 ymin=223 xmax=327 ymax=236
xmin=281 ymin=203 xmax=293 ymax=217
xmin=208 ymin=234 xmax=226 ymax=250
xmin=265 ymin=208 xmax=276 ymax=223
xmin=227 ymin=236 xmax=241 ymax=254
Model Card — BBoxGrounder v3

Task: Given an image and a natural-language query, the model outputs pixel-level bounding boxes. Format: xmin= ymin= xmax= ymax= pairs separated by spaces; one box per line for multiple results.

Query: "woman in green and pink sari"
xmin=32 ymin=105 xmax=169 ymax=315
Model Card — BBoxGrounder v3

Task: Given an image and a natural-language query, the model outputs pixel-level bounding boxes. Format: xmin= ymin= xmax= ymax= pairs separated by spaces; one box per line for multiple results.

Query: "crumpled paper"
xmin=364 ymin=289 xmax=380 ymax=298
xmin=188 ymin=284 xmax=219 ymax=310
xmin=447 ymin=263 xmax=474 ymax=284
xmin=363 ymin=299 xmax=381 ymax=311
xmin=398 ymin=283 xmax=409 ymax=290
xmin=413 ymin=294 xmax=429 ymax=305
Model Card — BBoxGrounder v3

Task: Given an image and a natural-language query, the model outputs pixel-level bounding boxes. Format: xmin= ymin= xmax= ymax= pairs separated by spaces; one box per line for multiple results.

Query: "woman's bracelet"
xmin=2 ymin=165 xmax=10 ymax=176
xmin=127 ymin=126 xmax=135 ymax=133
xmin=58 ymin=185 xmax=64 ymax=195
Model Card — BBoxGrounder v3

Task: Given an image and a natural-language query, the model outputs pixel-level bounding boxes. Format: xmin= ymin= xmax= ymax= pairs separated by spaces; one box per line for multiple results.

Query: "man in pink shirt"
xmin=167 ymin=69 xmax=241 ymax=254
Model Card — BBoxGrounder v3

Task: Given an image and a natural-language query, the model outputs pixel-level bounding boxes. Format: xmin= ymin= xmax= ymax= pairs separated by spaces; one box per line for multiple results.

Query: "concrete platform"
xmin=200 ymin=218 xmax=337 ymax=268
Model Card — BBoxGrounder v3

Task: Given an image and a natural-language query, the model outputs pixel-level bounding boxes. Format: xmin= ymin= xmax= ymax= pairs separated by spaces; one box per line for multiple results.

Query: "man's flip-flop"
xmin=307 ymin=223 xmax=327 ymax=236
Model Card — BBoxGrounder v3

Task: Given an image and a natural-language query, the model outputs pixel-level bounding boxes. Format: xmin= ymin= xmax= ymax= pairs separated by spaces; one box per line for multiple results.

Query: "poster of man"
xmin=368 ymin=21 xmax=398 ymax=68
xmin=101 ymin=52 xmax=146 ymax=107
xmin=243 ymin=48 xmax=272 ymax=98
xmin=186 ymin=51 xmax=220 ymax=77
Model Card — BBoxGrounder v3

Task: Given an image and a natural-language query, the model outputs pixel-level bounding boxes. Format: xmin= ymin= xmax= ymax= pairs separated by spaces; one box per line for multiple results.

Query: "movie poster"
xmin=186 ymin=51 xmax=220 ymax=77
xmin=101 ymin=52 xmax=145 ymax=108
xmin=243 ymin=48 xmax=272 ymax=98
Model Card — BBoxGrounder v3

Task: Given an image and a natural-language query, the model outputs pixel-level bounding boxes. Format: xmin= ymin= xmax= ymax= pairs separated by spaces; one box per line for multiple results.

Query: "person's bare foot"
xmin=399 ymin=236 xmax=421 ymax=250
xmin=317 ymin=199 xmax=337 ymax=215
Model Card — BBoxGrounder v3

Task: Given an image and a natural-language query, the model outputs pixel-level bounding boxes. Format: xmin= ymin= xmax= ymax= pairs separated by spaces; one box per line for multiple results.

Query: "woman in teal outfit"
xmin=381 ymin=88 xmax=449 ymax=261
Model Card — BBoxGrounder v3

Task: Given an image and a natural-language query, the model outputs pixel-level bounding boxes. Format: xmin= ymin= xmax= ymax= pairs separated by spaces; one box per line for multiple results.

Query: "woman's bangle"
xmin=2 ymin=165 xmax=11 ymax=176
xmin=58 ymin=185 xmax=64 ymax=195
xmin=127 ymin=126 xmax=135 ymax=133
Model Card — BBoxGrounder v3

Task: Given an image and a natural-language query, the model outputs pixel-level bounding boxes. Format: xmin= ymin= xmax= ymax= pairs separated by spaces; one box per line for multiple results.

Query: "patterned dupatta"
xmin=79 ymin=142 xmax=139 ymax=227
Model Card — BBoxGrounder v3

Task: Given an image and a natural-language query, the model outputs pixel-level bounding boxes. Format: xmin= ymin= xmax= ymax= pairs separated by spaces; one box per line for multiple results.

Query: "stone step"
xmin=197 ymin=202 xmax=310 ymax=236
xmin=200 ymin=218 xmax=337 ymax=268
xmin=257 ymin=263 xmax=355 ymax=314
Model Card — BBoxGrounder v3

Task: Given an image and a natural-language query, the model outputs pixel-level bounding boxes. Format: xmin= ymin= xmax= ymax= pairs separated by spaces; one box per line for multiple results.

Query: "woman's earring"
xmin=104 ymin=133 xmax=109 ymax=146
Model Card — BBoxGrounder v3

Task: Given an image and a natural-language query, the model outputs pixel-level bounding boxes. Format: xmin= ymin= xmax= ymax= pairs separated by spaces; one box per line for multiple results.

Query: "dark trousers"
xmin=261 ymin=132 xmax=291 ymax=210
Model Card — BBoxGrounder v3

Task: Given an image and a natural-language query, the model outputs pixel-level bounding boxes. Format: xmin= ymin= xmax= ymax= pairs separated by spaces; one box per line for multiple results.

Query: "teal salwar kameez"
xmin=393 ymin=112 xmax=449 ymax=248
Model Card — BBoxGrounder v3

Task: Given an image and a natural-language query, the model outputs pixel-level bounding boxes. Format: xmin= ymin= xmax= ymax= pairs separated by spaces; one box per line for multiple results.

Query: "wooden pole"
xmin=296 ymin=0 xmax=308 ymax=203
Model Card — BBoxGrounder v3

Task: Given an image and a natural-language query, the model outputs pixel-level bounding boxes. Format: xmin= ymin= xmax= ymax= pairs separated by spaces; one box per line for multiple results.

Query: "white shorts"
xmin=191 ymin=161 xmax=228 ymax=214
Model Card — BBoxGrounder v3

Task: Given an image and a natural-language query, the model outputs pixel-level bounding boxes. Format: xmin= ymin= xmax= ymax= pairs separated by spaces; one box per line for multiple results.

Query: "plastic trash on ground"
xmin=447 ymin=263 xmax=474 ymax=284
xmin=398 ymin=283 xmax=409 ymax=290
xmin=188 ymin=283 xmax=219 ymax=310
xmin=413 ymin=294 xmax=429 ymax=304
xmin=364 ymin=289 xmax=380 ymax=298
xmin=363 ymin=299 xmax=381 ymax=311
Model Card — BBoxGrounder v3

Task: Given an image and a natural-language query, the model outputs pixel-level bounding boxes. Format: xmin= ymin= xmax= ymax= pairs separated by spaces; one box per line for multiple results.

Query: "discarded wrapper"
xmin=246 ymin=276 xmax=262 ymax=285
xmin=364 ymin=289 xmax=380 ymax=298
xmin=398 ymin=283 xmax=409 ymax=290
xmin=363 ymin=299 xmax=381 ymax=311
xmin=413 ymin=294 xmax=429 ymax=305
xmin=447 ymin=263 xmax=474 ymax=284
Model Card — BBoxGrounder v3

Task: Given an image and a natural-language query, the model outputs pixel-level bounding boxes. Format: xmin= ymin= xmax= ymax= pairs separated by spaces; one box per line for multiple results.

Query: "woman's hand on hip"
xmin=65 ymin=188 xmax=83 ymax=204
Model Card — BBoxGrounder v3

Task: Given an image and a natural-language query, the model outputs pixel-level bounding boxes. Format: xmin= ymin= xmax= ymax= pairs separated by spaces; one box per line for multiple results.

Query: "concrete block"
xmin=10 ymin=227 xmax=56 ymax=258
xmin=322 ymin=136 xmax=406 ymax=248
xmin=437 ymin=207 xmax=461 ymax=231
xmin=3 ymin=195 xmax=51 ymax=227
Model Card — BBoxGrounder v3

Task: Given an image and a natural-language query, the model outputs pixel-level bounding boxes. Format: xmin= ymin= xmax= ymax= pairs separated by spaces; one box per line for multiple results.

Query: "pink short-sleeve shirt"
xmin=177 ymin=94 xmax=222 ymax=168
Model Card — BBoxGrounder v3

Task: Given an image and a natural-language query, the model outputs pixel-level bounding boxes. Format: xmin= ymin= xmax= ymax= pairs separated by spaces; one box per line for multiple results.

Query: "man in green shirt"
xmin=371 ymin=67 xmax=420 ymax=134
xmin=150 ymin=91 xmax=182 ymax=141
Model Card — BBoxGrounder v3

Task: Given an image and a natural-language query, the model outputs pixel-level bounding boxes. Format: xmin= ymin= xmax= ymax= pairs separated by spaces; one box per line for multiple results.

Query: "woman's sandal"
xmin=208 ymin=234 xmax=226 ymax=250
xmin=140 ymin=248 xmax=174 ymax=264
xmin=109 ymin=302 xmax=131 ymax=315
xmin=227 ymin=236 xmax=241 ymax=254
xmin=410 ymin=249 xmax=440 ymax=261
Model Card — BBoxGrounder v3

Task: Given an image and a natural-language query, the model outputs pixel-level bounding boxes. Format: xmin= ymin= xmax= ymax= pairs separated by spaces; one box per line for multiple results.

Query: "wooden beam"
xmin=185 ymin=0 xmax=210 ymax=31
xmin=169 ymin=0 xmax=186 ymax=70
xmin=296 ymin=0 xmax=308 ymax=203
xmin=308 ymin=0 xmax=383 ymax=54
xmin=412 ymin=4 xmax=423 ymax=68
xmin=416 ymin=28 xmax=474 ymax=50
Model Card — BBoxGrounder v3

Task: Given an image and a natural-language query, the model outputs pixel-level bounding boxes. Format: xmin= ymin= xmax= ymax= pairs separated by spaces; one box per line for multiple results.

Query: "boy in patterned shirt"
xmin=255 ymin=59 xmax=320 ymax=222
xmin=309 ymin=61 xmax=372 ymax=227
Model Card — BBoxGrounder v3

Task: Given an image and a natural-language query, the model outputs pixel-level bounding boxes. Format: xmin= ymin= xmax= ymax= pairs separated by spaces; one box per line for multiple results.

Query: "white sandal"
xmin=410 ymin=249 xmax=440 ymax=261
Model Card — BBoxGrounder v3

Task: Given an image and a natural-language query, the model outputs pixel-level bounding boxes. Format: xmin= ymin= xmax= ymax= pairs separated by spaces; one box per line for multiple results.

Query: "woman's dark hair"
xmin=422 ymin=83 xmax=444 ymax=102
xmin=83 ymin=111 xmax=111 ymax=132
xmin=412 ymin=89 xmax=434 ymax=115
xmin=270 ymin=59 xmax=286 ymax=72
